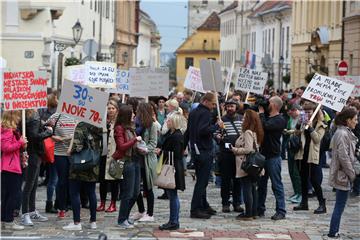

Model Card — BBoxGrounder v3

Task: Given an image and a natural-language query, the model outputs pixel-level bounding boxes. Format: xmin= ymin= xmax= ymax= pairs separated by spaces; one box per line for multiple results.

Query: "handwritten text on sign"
xmin=106 ymin=70 xmax=130 ymax=94
xmin=302 ymin=73 xmax=354 ymax=112
xmin=184 ymin=67 xmax=205 ymax=93
xmin=57 ymin=80 xmax=109 ymax=128
xmin=3 ymin=71 xmax=48 ymax=110
xmin=85 ymin=61 xmax=116 ymax=88
xmin=335 ymin=76 xmax=360 ymax=97
xmin=235 ymin=67 xmax=268 ymax=95
xmin=129 ymin=67 xmax=169 ymax=97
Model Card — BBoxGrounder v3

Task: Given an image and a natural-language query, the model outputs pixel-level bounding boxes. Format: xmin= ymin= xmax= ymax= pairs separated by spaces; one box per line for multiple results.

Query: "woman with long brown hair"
xmin=232 ymin=109 xmax=264 ymax=220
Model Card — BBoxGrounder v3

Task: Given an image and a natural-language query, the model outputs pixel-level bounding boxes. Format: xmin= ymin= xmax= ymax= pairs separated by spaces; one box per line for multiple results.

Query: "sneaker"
xmin=63 ymin=222 xmax=82 ymax=231
xmin=21 ymin=213 xmax=34 ymax=226
xmin=287 ymin=194 xmax=297 ymax=201
xmin=30 ymin=210 xmax=48 ymax=222
xmin=90 ymin=222 xmax=97 ymax=229
xmin=271 ymin=212 xmax=286 ymax=221
xmin=117 ymin=220 xmax=134 ymax=229
xmin=222 ymin=205 xmax=230 ymax=213
xmin=233 ymin=205 xmax=244 ymax=213
xmin=138 ymin=214 xmax=154 ymax=222
xmin=326 ymin=233 xmax=341 ymax=239
xmin=58 ymin=210 xmax=65 ymax=219
xmin=205 ymin=206 xmax=217 ymax=215
xmin=290 ymin=194 xmax=302 ymax=204
xmin=4 ymin=221 xmax=25 ymax=230
xmin=131 ymin=212 xmax=145 ymax=221
xmin=157 ymin=193 xmax=168 ymax=200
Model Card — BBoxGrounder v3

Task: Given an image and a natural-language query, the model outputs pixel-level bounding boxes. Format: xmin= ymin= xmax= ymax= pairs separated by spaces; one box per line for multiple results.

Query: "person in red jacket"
xmin=1 ymin=110 xmax=27 ymax=230
xmin=113 ymin=105 xmax=142 ymax=229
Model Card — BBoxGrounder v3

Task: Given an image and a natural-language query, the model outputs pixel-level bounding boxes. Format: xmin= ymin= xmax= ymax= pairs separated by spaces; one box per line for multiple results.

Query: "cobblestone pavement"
xmin=1 ymin=161 xmax=359 ymax=240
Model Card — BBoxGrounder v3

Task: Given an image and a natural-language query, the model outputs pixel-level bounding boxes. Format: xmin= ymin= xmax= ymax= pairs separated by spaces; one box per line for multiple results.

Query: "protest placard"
xmin=184 ymin=66 xmax=205 ymax=93
xmin=335 ymin=76 xmax=360 ymax=97
xmin=2 ymin=71 xmax=48 ymax=110
xmin=129 ymin=67 xmax=169 ymax=97
xmin=0 ymin=57 xmax=6 ymax=103
xmin=106 ymin=69 xmax=130 ymax=94
xmin=85 ymin=61 xmax=116 ymax=88
xmin=200 ymin=59 xmax=223 ymax=92
xmin=302 ymin=73 xmax=354 ymax=112
xmin=57 ymin=80 xmax=109 ymax=128
xmin=65 ymin=65 xmax=86 ymax=84
xmin=235 ymin=67 xmax=268 ymax=95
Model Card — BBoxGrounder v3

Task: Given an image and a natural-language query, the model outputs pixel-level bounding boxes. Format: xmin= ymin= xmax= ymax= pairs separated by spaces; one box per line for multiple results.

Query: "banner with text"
xmin=302 ymin=73 xmax=354 ymax=112
xmin=184 ymin=66 xmax=205 ymax=93
xmin=200 ymin=59 xmax=223 ymax=92
xmin=106 ymin=69 xmax=130 ymax=94
xmin=335 ymin=76 xmax=360 ymax=97
xmin=2 ymin=71 xmax=48 ymax=110
xmin=129 ymin=67 xmax=169 ymax=97
xmin=57 ymin=80 xmax=109 ymax=128
xmin=65 ymin=65 xmax=86 ymax=84
xmin=85 ymin=61 xmax=116 ymax=88
xmin=235 ymin=67 xmax=267 ymax=95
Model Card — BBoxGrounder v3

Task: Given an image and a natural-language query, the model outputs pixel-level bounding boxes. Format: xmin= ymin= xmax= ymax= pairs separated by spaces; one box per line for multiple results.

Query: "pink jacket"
xmin=1 ymin=127 xmax=24 ymax=174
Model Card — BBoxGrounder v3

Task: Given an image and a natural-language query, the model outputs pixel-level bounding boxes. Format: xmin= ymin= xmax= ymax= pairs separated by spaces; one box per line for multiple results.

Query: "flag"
xmin=245 ymin=50 xmax=250 ymax=67
xmin=250 ymin=53 xmax=256 ymax=69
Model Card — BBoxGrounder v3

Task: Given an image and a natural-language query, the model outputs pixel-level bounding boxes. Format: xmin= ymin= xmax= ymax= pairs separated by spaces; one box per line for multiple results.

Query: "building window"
xmin=95 ymin=0 xmax=97 ymax=11
xmin=81 ymin=0 xmax=84 ymax=5
xmin=286 ymin=26 xmax=290 ymax=59
xmin=106 ymin=0 xmax=110 ymax=19
xmin=208 ymin=58 xmax=216 ymax=60
xmin=272 ymin=28 xmax=275 ymax=58
xmin=219 ymin=0 xmax=224 ymax=5
xmin=185 ymin=57 xmax=194 ymax=69
xmin=90 ymin=0 xmax=92 ymax=9
xmin=202 ymin=0 xmax=208 ymax=4
xmin=93 ymin=20 xmax=95 ymax=37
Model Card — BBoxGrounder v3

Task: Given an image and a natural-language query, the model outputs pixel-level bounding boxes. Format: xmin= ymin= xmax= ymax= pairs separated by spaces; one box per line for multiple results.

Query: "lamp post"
xmin=54 ymin=19 xmax=83 ymax=90
xmin=109 ymin=41 xmax=116 ymax=63
xmin=279 ymin=56 xmax=284 ymax=90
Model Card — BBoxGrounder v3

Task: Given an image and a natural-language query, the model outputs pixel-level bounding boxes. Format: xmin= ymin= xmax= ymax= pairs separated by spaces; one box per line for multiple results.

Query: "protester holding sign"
xmin=293 ymin=101 xmax=327 ymax=214
xmin=21 ymin=109 xmax=53 ymax=226
xmin=1 ymin=111 xmax=27 ymax=231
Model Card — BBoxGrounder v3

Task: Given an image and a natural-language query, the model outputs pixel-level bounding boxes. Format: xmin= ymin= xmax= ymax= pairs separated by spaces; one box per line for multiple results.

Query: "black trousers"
xmin=219 ymin=151 xmax=242 ymax=207
xmin=296 ymin=160 xmax=324 ymax=205
xmin=136 ymin=167 xmax=154 ymax=216
xmin=1 ymin=171 xmax=22 ymax=222
xmin=22 ymin=153 xmax=41 ymax=214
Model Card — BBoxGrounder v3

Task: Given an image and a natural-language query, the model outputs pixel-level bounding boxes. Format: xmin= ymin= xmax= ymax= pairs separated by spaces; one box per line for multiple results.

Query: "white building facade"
xmin=0 ymin=0 xmax=115 ymax=88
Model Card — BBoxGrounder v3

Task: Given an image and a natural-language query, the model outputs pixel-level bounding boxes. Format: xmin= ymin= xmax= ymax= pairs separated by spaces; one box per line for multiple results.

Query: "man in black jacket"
xmin=257 ymin=96 xmax=287 ymax=221
xmin=185 ymin=92 xmax=223 ymax=219
xmin=215 ymin=99 xmax=244 ymax=213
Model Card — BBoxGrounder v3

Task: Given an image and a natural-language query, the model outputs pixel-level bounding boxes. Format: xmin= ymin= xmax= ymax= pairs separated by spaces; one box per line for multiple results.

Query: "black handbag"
xmin=289 ymin=134 xmax=302 ymax=153
xmin=241 ymin=132 xmax=265 ymax=178
xmin=69 ymin=136 xmax=100 ymax=171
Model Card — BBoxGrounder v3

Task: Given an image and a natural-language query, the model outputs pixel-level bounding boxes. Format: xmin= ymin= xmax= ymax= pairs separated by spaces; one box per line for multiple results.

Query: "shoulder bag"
xmin=108 ymin=158 xmax=125 ymax=179
xmin=42 ymin=114 xmax=61 ymax=164
xmin=241 ymin=132 xmax=265 ymax=178
xmin=69 ymin=134 xmax=100 ymax=171
xmin=155 ymin=151 xmax=176 ymax=189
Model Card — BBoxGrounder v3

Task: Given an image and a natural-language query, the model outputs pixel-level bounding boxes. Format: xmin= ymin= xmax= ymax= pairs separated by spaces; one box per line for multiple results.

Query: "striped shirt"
xmin=215 ymin=114 xmax=243 ymax=150
xmin=47 ymin=113 xmax=76 ymax=156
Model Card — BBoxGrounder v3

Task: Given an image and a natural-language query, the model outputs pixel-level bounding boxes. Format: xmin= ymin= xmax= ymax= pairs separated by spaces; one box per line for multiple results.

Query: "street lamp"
xmin=122 ymin=51 xmax=128 ymax=63
xmin=279 ymin=56 xmax=284 ymax=90
xmin=109 ymin=41 xmax=116 ymax=62
xmin=54 ymin=19 xmax=83 ymax=90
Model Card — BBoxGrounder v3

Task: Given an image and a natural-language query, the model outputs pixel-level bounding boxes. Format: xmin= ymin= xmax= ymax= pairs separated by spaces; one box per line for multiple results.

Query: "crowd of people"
xmin=1 ymin=86 xmax=359 ymax=238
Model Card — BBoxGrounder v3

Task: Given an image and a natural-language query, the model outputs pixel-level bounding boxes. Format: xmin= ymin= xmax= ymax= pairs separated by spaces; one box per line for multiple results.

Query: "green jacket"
xmin=69 ymin=122 xmax=102 ymax=182
xmin=143 ymin=123 xmax=158 ymax=190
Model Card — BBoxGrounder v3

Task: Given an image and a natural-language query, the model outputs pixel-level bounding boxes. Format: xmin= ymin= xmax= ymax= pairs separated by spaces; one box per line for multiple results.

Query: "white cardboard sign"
xmin=57 ymin=80 xmax=109 ymax=127
xmin=200 ymin=59 xmax=223 ymax=92
xmin=184 ymin=67 xmax=205 ymax=93
xmin=335 ymin=76 xmax=360 ymax=97
xmin=85 ymin=61 xmax=116 ymax=88
xmin=106 ymin=69 xmax=130 ymax=94
xmin=302 ymin=73 xmax=354 ymax=112
xmin=129 ymin=67 xmax=169 ymax=97
xmin=65 ymin=65 xmax=86 ymax=84
xmin=235 ymin=67 xmax=268 ymax=95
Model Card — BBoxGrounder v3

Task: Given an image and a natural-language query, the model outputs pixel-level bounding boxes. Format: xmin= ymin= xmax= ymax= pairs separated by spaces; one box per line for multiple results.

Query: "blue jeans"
xmin=241 ymin=176 xmax=258 ymax=217
xmin=329 ymin=189 xmax=349 ymax=236
xmin=166 ymin=189 xmax=180 ymax=224
xmin=258 ymin=156 xmax=286 ymax=215
xmin=47 ymin=163 xmax=58 ymax=201
xmin=190 ymin=150 xmax=212 ymax=212
xmin=118 ymin=160 xmax=140 ymax=224
xmin=69 ymin=180 xmax=97 ymax=223
xmin=54 ymin=155 xmax=69 ymax=211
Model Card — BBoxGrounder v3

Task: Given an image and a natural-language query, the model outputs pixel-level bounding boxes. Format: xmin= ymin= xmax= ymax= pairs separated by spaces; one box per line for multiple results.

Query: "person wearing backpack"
xmin=62 ymin=122 xmax=102 ymax=231
xmin=231 ymin=109 xmax=264 ymax=220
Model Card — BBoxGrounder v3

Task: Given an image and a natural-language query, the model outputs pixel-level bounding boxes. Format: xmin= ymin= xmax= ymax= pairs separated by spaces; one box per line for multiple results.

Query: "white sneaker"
xmin=117 ymin=220 xmax=134 ymax=229
xmin=130 ymin=212 xmax=144 ymax=221
xmin=138 ymin=214 xmax=154 ymax=222
xmin=30 ymin=210 xmax=48 ymax=222
xmin=21 ymin=213 xmax=34 ymax=226
xmin=90 ymin=222 xmax=97 ymax=229
xmin=5 ymin=221 xmax=25 ymax=230
xmin=63 ymin=222 xmax=82 ymax=231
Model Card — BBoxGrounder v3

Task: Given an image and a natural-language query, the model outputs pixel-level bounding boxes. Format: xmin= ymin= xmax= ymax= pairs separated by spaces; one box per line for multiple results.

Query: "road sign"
xmin=337 ymin=60 xmax=348 ymax=76
xmin=83 ymin=39 xmax=98 ymax=57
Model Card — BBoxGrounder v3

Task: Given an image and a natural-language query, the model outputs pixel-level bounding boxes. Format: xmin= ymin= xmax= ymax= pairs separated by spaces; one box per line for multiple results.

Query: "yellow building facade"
xmin=176 ymin=12 xmax=220 ymax=90
xmin=291 ymin=1 xmax=343 ymax=88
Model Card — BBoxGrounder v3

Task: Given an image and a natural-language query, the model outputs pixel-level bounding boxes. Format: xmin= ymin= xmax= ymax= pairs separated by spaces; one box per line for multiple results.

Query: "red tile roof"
xmin=197 ymin=12 xmax=220 ymax=31
xmin=218 ymin=1 xmax=238 ymax=15
xmin=248 ymin=0 xmax=292 ymax=18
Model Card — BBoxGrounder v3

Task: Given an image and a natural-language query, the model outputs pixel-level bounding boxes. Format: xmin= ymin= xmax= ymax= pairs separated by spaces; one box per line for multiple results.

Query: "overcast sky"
xmin=140 ymin=0 xmax=188 ymax=53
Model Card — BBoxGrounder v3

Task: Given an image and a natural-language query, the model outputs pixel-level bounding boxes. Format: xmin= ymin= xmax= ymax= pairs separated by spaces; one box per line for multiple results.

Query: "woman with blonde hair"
xmin=1 ymin=110 xmax=27 ymax=230
xmin=232 ymin=109 xmax=264 ymax=220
